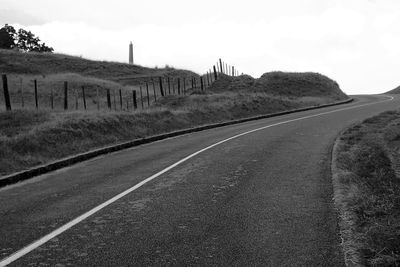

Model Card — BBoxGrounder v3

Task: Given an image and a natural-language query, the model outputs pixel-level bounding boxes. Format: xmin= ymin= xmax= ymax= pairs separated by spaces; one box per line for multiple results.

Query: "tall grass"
xmin=334 ymin=111 xmax=400 ymax=266
xmin=0 ymin=91 xmax=330 ymax=176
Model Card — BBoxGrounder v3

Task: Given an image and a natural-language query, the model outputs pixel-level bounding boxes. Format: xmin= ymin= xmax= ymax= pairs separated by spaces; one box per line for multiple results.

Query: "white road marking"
xmin=0 ymin=95 xmax=394 ymax=266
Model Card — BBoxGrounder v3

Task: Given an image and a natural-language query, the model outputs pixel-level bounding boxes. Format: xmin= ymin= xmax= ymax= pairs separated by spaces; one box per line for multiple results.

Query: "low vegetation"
xmin=333 ymin=111 xmax=400 ymax=266
xmin=0 ymin=49 xmax=197 ymax=86
xmin=1 ymin=50 xmax=349 ymax=176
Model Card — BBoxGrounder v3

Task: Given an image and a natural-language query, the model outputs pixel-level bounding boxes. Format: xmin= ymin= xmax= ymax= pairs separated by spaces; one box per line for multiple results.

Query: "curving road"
xmin=0 ymin=95 xmax=398 ymax=266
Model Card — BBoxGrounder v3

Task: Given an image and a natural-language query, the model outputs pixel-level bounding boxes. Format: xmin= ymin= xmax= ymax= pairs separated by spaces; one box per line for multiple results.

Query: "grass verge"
xmin=332 ymin=110 xmax=400 ymax=266
xmin=0 ymin=93 xmax=339 ymax=176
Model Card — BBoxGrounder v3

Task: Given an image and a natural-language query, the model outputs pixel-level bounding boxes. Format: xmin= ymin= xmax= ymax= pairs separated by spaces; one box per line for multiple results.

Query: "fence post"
xmin=177 ymin=78 xmax=181 ymax=95
xmin=213 ymin=65 xmax=218 ymax=80
xmin=194 ymin=77 xmax=197 ymax=89
xmin=146 ymin=83 xmax=150 ymax=106
xmin=50 ymin=88 xmax=54 ymax=110
xmin=159 ymin=77 xmax=165 ymax=97
xmin=34 ymin=79 xmax=38 ymax=110
xmin=119 ymin=89 xmax=123 ymax=110
xmin=183 ymin=77 xmax=186 ymax=95
xmin=152 ymin=80 xmax=157 ymax=101
xmin=82 ymin=86 xmax=87 ymax=110
xmin=219 ymin=58 xmax=223 ymax=73
xmin=63 ymin=81 xmax=68 ymax=110
xmin=2 ymin=74 xmax=11 ymax=111
xmin=140 ymin=86 xmax=144 ymax=108
xmin=168 ymin=77 xmax=171 ymax=95
xmin=113 ymin=89 xmax=116 ymax=110
xmin=133 ymin=90 xmax=138 ymax=109
xmin=106 ymin=89 xmax=111 ymax=109
xmin=200 ymin=76 xmax=204 ymax=91
xmin=232 ymin=66 xmax=235 ymax=77
xmin=75 ymin=88 xmax=78 ymax=110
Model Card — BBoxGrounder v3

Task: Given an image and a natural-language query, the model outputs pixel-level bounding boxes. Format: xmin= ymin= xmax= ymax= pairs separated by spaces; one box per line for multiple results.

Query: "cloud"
xmin=0 ymin=9 xmax=46 ymax=26
xmin=3 ymin=0 xmax=400 ymax=94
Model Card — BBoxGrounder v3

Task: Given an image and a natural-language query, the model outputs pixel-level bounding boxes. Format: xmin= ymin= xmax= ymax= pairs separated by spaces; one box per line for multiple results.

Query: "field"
xmin=332 ymin=111 xmax=400 ymax=266
xmin=1 ymin=50 xmax=349 ymax=176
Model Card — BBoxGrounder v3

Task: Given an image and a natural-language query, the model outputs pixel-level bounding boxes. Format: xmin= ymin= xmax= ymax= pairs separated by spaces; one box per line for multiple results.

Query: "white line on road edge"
xmin=0 ymin=95 xmax=394 ymax=266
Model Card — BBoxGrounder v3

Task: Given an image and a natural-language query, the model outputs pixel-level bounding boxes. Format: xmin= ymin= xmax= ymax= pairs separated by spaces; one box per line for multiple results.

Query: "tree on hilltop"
xmin=0 ymin=24 xmax=53 ymax=52
xmin=0 ymin=24 xmax=16 ymax=49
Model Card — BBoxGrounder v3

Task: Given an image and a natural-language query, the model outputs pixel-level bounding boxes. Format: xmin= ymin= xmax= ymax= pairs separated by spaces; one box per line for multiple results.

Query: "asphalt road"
xmin=0 ymin=95 xmax=399 ymax=266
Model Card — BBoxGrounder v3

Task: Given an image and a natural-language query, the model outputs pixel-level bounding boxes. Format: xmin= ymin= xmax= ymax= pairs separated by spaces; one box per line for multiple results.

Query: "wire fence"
xmin=1 ymin=58 xmax=241 ymax=112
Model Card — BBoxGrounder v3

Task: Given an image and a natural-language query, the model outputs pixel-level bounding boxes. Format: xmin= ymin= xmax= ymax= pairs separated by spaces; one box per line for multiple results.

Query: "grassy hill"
xmin=386 ymin=86 xmax=400 ymax=94
xmin=0 ymin=50 xmax=349 ymax=176
xmin=209 ymin=72 xmax=347 ymax=101
xmin=0 ymin=49 xmax=198 ymax=86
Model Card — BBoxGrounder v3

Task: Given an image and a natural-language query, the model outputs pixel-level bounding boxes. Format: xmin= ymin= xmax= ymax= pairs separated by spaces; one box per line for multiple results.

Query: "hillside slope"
xmin=386 ymin=86 xmax=400 ymax=94
xmin=210 ymin=72 xmax=347 ymax=101
xmin=0 ymin=50 xmax=349 ymax=176
xmin=0 ymin=49 xmax=198 ymax=86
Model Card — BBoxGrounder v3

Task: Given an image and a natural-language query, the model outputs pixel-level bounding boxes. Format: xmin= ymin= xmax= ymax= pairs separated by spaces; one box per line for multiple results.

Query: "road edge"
xmin=331 ymin=128 xmax=363 ymax=267
xmin=1 ymin=98 xmax=353 ymax=188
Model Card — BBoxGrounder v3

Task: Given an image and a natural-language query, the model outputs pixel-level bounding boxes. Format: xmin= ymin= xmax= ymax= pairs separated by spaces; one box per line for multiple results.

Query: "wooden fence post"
xmin=34 ymin=79 xmax=38 ymax=110
xmin=63 ymin=81 xmax=68 ymax=110
xmin=201 ymin=76 xmax=205 ymax=91
xmin=119 ymin=89 xmax=123 ymax=110
xmin=146 ymin=83 xmax=150 ymax=106
xmin=50 ymin=88 xmax=54 ymax=110
xmin=168 ymin=77 xmax=171 ymax=95
xmin=232 ymin=66 xmax=235 ymax=77
xmin=159 ymin=77 xmax=165 ymax=97
xmin=133 ymin=90 xmax=137 ymax=109
xmin=219 ymin=58 xmax=223 ymax=73
xmin=82 ymin=86 xmax=87 ymax=110
xmin=183 ymin=77 xmax=186 ymax=95
xmin=126 ymin=92 xmax=129 ymax=111
xmin=107 ymin=89 xmax=111 ymax=109
xmin=2 ymin=74 xmax=11 ymax=111
xmin=177 ymin=78 xmax=181 ymax=95
xmin=152 ymin=80 xmax=157 ymax=101
xmin=113 ymin=90 xmax=116 ymax=110
xmin=213 ymin=65 xmax=218 ymax=80
xmin=140 ymin=86 xmax=144 ymax=109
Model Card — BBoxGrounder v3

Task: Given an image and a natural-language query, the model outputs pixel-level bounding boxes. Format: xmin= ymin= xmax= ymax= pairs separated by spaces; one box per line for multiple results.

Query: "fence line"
xmin=1 ymin=58 xmax=242 ymax=112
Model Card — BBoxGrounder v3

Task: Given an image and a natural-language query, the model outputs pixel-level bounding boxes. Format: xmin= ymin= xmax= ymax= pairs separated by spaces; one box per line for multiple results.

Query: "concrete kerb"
xmin=0 ymin=98 xmax=353 ymax=188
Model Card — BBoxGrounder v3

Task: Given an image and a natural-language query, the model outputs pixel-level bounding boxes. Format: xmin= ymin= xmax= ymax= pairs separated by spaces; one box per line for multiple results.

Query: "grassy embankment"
xmin=0 ymin=49 xmax=198 ymax=110
xmin=333 ymin=111 xmax=400 ymax=266
xmin=1 ymin=49 xmax=348 ymax=176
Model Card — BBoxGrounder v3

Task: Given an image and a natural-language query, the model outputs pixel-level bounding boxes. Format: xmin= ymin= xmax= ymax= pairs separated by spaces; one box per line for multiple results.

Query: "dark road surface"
xmin=1 ymin=95 xmax=399 ymax=266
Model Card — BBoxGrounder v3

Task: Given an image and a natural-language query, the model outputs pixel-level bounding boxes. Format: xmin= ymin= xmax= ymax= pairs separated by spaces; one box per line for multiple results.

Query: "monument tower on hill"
xmin=129 ymin=41 xmax=134 ymax=64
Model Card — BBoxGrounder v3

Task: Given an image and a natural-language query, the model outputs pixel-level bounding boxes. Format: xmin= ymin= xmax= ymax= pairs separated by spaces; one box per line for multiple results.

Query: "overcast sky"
xmin=1 ymin=0 xmax=400 ymax=94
